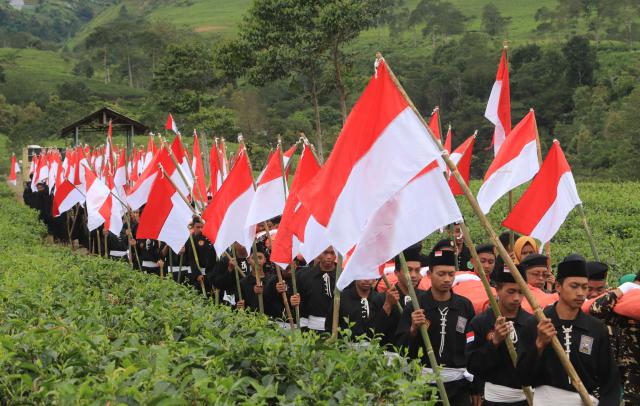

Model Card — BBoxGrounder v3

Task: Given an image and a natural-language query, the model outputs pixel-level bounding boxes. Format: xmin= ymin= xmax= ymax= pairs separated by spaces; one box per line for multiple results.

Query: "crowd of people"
xmin=22 ymin=177 xmax=639 ymax=406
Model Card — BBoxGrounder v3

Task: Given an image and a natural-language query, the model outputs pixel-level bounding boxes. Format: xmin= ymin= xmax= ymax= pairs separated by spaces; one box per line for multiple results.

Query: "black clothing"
xmin=396 ymin=290 xmax=476 ymax=400
xmin=324 ymin=283 xmax=386 ymax=339
xmin=516 ymin=304 xmax=622 ymax=406
xmin=296 ymin=264 xmax=335 ymax=332
xmin=466 ymin=307 xmax=534 ymax=396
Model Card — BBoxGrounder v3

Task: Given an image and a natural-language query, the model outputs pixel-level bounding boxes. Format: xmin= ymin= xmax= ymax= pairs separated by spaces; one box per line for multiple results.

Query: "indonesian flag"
xmin=165 ymin=113 xmax=180 ymax=135
xmin=47 ymin=153 xmax=60 ymax=194
xmin=485 ymin=48 xmax=511 ymax=156
xmin=427 ymin=107 xmax=441 ymax=143
xmin=271 ymin=144 xmax=320 ymax=268
xmin=202 ymin=149 xmax=256 ymax=254
xmin=191 ymin=130 xmax=207 ymax=204
xmin=208 ymin=142 xmax=222 ymax=195
xmin=8 ymin=154 xmax=19 ymax=185
xmin=31 ymin=154 xmax=49 ymax=192
xmin=245 ymin=144 xmax=297 ymax=229
xmin=105 ymin=120 xmax=115 ymax=172
xmin=52 ymin=176 xmax=84 ymax=217
xmin=477 ymin=110 xmax=540 ymax=214
xmin=114 ymin=149 xmax=127 ymax=199
xmin=443 ymin=126 xmax=452 ymax=154
xmin=503 ymin=140 xmax=581 ymax=246
xmin=337 ymin=160 xmax=462 ymax=289
xmin=136 ymin=142 xmax=193 ymax=253
xmin=29 ymin=155 xmax=36 ymax=175
xmin=298 ymin=59 xmax=443 ymax=255
xmin=448 ymin=133 xmax=476 ymax=196
xmin=85 ymin=168 xmax=122 ymax=234
xmin=127 ymin=136 xmax=189 ymax=210
xmin=142 ymin=135 xmax=156 ymax=171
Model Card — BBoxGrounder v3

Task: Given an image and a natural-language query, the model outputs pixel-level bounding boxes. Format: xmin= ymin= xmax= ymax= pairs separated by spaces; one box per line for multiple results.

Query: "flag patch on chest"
xmin=466 ymin=331 xmax=475 ymax=343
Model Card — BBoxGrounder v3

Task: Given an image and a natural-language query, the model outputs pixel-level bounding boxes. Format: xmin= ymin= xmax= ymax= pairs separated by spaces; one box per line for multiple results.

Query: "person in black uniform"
xmin=324 ymin=277 xmax=387 ymax=339
xmin=466 ymin=265 xmax=534 ymax=406
xmin=396 ymin=246 xmax=476 ymax=406
xmin=586 ymin=261 xmax=608 ymax=299
xmin=452 ymin=222 xmax=472 ymax=272
xmin=184 ymin=216 xmax=217 ymax=294
xmin=236 ymin=246 xmax=271 ymax=312
xmin=290 ymin=247 xmax=337 ymax=333
xmin=375 ymin=244 xmax=426 ymax=348
xmin=516 ymin=254 xmax=622 ymax=405
xmin=107 ymin=228 xmax=129 ymax=261
xmin=137 ymin=237 xmax=162 ymax=275
xmin=211 ymin=242 xmax=250 ymax=307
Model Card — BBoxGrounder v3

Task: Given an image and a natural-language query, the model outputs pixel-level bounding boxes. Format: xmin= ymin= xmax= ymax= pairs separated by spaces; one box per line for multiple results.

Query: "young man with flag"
xmin=236 ymin=244 xmax=270 ymax=312
xmin=375 ymin=244 xmax=427 ymax=348
xmin=466 ymin=265 xmax=534 ymax=406
xmin=396 ymin=244 xmax=477 ymax=406
xmin=290 ymin=247 xmax=337 ymax=333
xmin=516 ymin=254 xmax=621 ymax=405
xmin=211 ymin=242 xmax=250 ymax=307
xmin=183 ymin=215 xmax=217 ymax=294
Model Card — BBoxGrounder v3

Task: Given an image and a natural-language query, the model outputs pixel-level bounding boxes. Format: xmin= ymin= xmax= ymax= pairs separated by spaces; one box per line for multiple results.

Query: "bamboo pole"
xmin=380 ymin=273 xmax=404 ymax=313
xmin=578 ymin=204 xmax=600 ymax=261
xmin=379 ymin=53 xmax=594 ymax=406
xmin=239 ymin=135 xmax=265 ymax=314
xmin=158 ymin=164 xmax=207 ymax=298
xmin=230 ymin=246 xmax=244 ymax=303
xmin=399 ymin=252 xmax=450 ymax=406
xmin=459 ymin=222 xmax=534 ymax=405
xmin=330 ymin=253 xmax=343 ymax=340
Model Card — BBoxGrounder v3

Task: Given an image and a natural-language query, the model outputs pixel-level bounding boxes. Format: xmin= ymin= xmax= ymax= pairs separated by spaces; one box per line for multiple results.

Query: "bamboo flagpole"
xmin=157 ymin=164 xmax=208 ymax=299
xmin=459 ymin=222 xmax=534 ymax=405
xmin=398 ymin=252 xmax=451 ymax=406
xmin=379 ymin=53 xmax=594 ymax=406
xmin=578 ymin=204 xmax=600 ymax=262
xmin=238 ymin=135 xmax=265 ymax=314
xmin=330 ymin=253 xmax=343 ymax=340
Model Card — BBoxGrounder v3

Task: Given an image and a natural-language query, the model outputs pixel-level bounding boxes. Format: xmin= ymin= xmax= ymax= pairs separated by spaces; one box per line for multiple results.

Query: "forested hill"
xmin=1 ymin=0 xmax=639 ymax=179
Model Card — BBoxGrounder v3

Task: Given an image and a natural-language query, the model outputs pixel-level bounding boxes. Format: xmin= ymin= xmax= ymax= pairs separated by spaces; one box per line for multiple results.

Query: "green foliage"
xmin=481 ymin=3 xmax=511 ymax=37
xmin=0 ymin=182 xmax=436 ymax=405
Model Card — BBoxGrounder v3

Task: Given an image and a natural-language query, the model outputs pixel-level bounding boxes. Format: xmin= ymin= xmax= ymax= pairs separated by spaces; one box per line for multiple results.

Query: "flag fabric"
xmin=503 ymin=140 xmax=581 ymax=246
xmin=191 ymin=130 xmax=207 ymax=205
xmin=448 ymin=133 xmax=476 ymax=196
xmin=443 ymin=126 xmax=452 ymax=154
xmin=47 ymin=153 xmax=60 ymax=194
xmin=136 ymin=136 xmax=193 ymax=253
xmin=165 ymin=113 xmax=180 ymax=135
xmin=52 ymin=178 xmax=84 ymax=217
xmin=485 ymin=48 xmax=511 ymax=156
xmin=114 ymin=149 xmax=127 ymax=199
xmin=84 ymin=167 xmax=113 ymax=231
xmin=245 ymin=144 xmax=297 ymax=230
xmin=477 ymin=110 xmax=540 ymax=214
xmin=202 ymin=149 xmax=256 ymax=254
xmin=271 ymin=144 xmax=320 ymax=268
xmin=298 ymin=59 xmax=443 ymax=255
xmin=8 ymin=154 xmax=19 ymax=185
xmin=208 ymin=142 xmax=222 ymax=195
xmin=427 ymin=107 xmax=441 ymax=143
xmin=31 ymin=154 xmax=49 ymax=191
xmin=337 ymin=160 xmax=462 ymax=290
xmin=142 ymin=135 xmax=156 ymax=171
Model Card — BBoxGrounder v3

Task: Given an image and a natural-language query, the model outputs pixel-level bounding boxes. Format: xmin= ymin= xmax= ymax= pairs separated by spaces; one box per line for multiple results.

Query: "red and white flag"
xmin=202 ymin=149 xmax=256 ymax=254
xmin=298 ymin=59 xmax=442 ymax=255
xmin=485 ymin=48 xmax=511 ymax=155
xmin=31 ymin=154 xmax=49 ymax=191
xmin=338 ymin=160 xmax=462 ymax=289
xmin=52 ymin=177 xmax=84 ymax=217
xmin=165 ymin=113 xmax=180 ymax=135
xmin=85 ymin=168 xmax=122 ymax=234
xmin=208 ymin=142 xmax=222 ymax=195
xmin=503 ymin=140 xmax=581 ymax=246
xmin=191 ymin=130 xmax=207 ymax=204
xmin=448 ymin=133 xmax=476 ymax=196
xmin=443 ymin=125 xmax=452 ymax=154
xmin=142 ymin=135 xmax=157 ymax=171
xmin=271 ymin=144 xmax=320 ymax=268
xmin=136 ymin=147 xmax=193 ymax=253
xmin=427 ymin=106 xmax=441 ymax=143
xmin=245 ymin=144 xmax=296 ymax=229
xmin=47 ymin=152 xmax=61 ymax=194
xmin=477 ymin=110 xmax=540 ymax=214
xmin=113 ymin=148 xmax=127 ymax=199
xmin=8 ymin=154 xmax=19 ymax=185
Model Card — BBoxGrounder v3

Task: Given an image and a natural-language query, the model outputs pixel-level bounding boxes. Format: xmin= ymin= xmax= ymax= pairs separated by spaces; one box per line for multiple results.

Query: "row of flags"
xmin=7 ymin=48 xmax=583 ymax=294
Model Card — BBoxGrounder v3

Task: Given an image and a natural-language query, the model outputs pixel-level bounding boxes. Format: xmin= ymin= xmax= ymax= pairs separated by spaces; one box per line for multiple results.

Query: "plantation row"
xmin=0 ymin=182 xmax=436 ymax=405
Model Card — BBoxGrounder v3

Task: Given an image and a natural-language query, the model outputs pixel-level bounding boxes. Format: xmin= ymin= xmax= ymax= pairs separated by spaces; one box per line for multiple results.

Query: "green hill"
xmin=0 ymin=48 xmax=145 ymax=99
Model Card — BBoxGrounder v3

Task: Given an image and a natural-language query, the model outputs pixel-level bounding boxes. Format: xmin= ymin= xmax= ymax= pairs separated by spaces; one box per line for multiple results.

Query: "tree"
xmin=411 ymin=0 xmax=467 ymax=46
xmin=0 ymin=64 xmax=5 ymax=83
xmin=562 ymin=36 xmax=596 ymax=87
xmin=152 ymin=44 xmax=220 ymax=114
xmin=72 ymin=60 xmax=94 ymax=78
xmin=481 ymin=3 xmax=511 ymax=37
